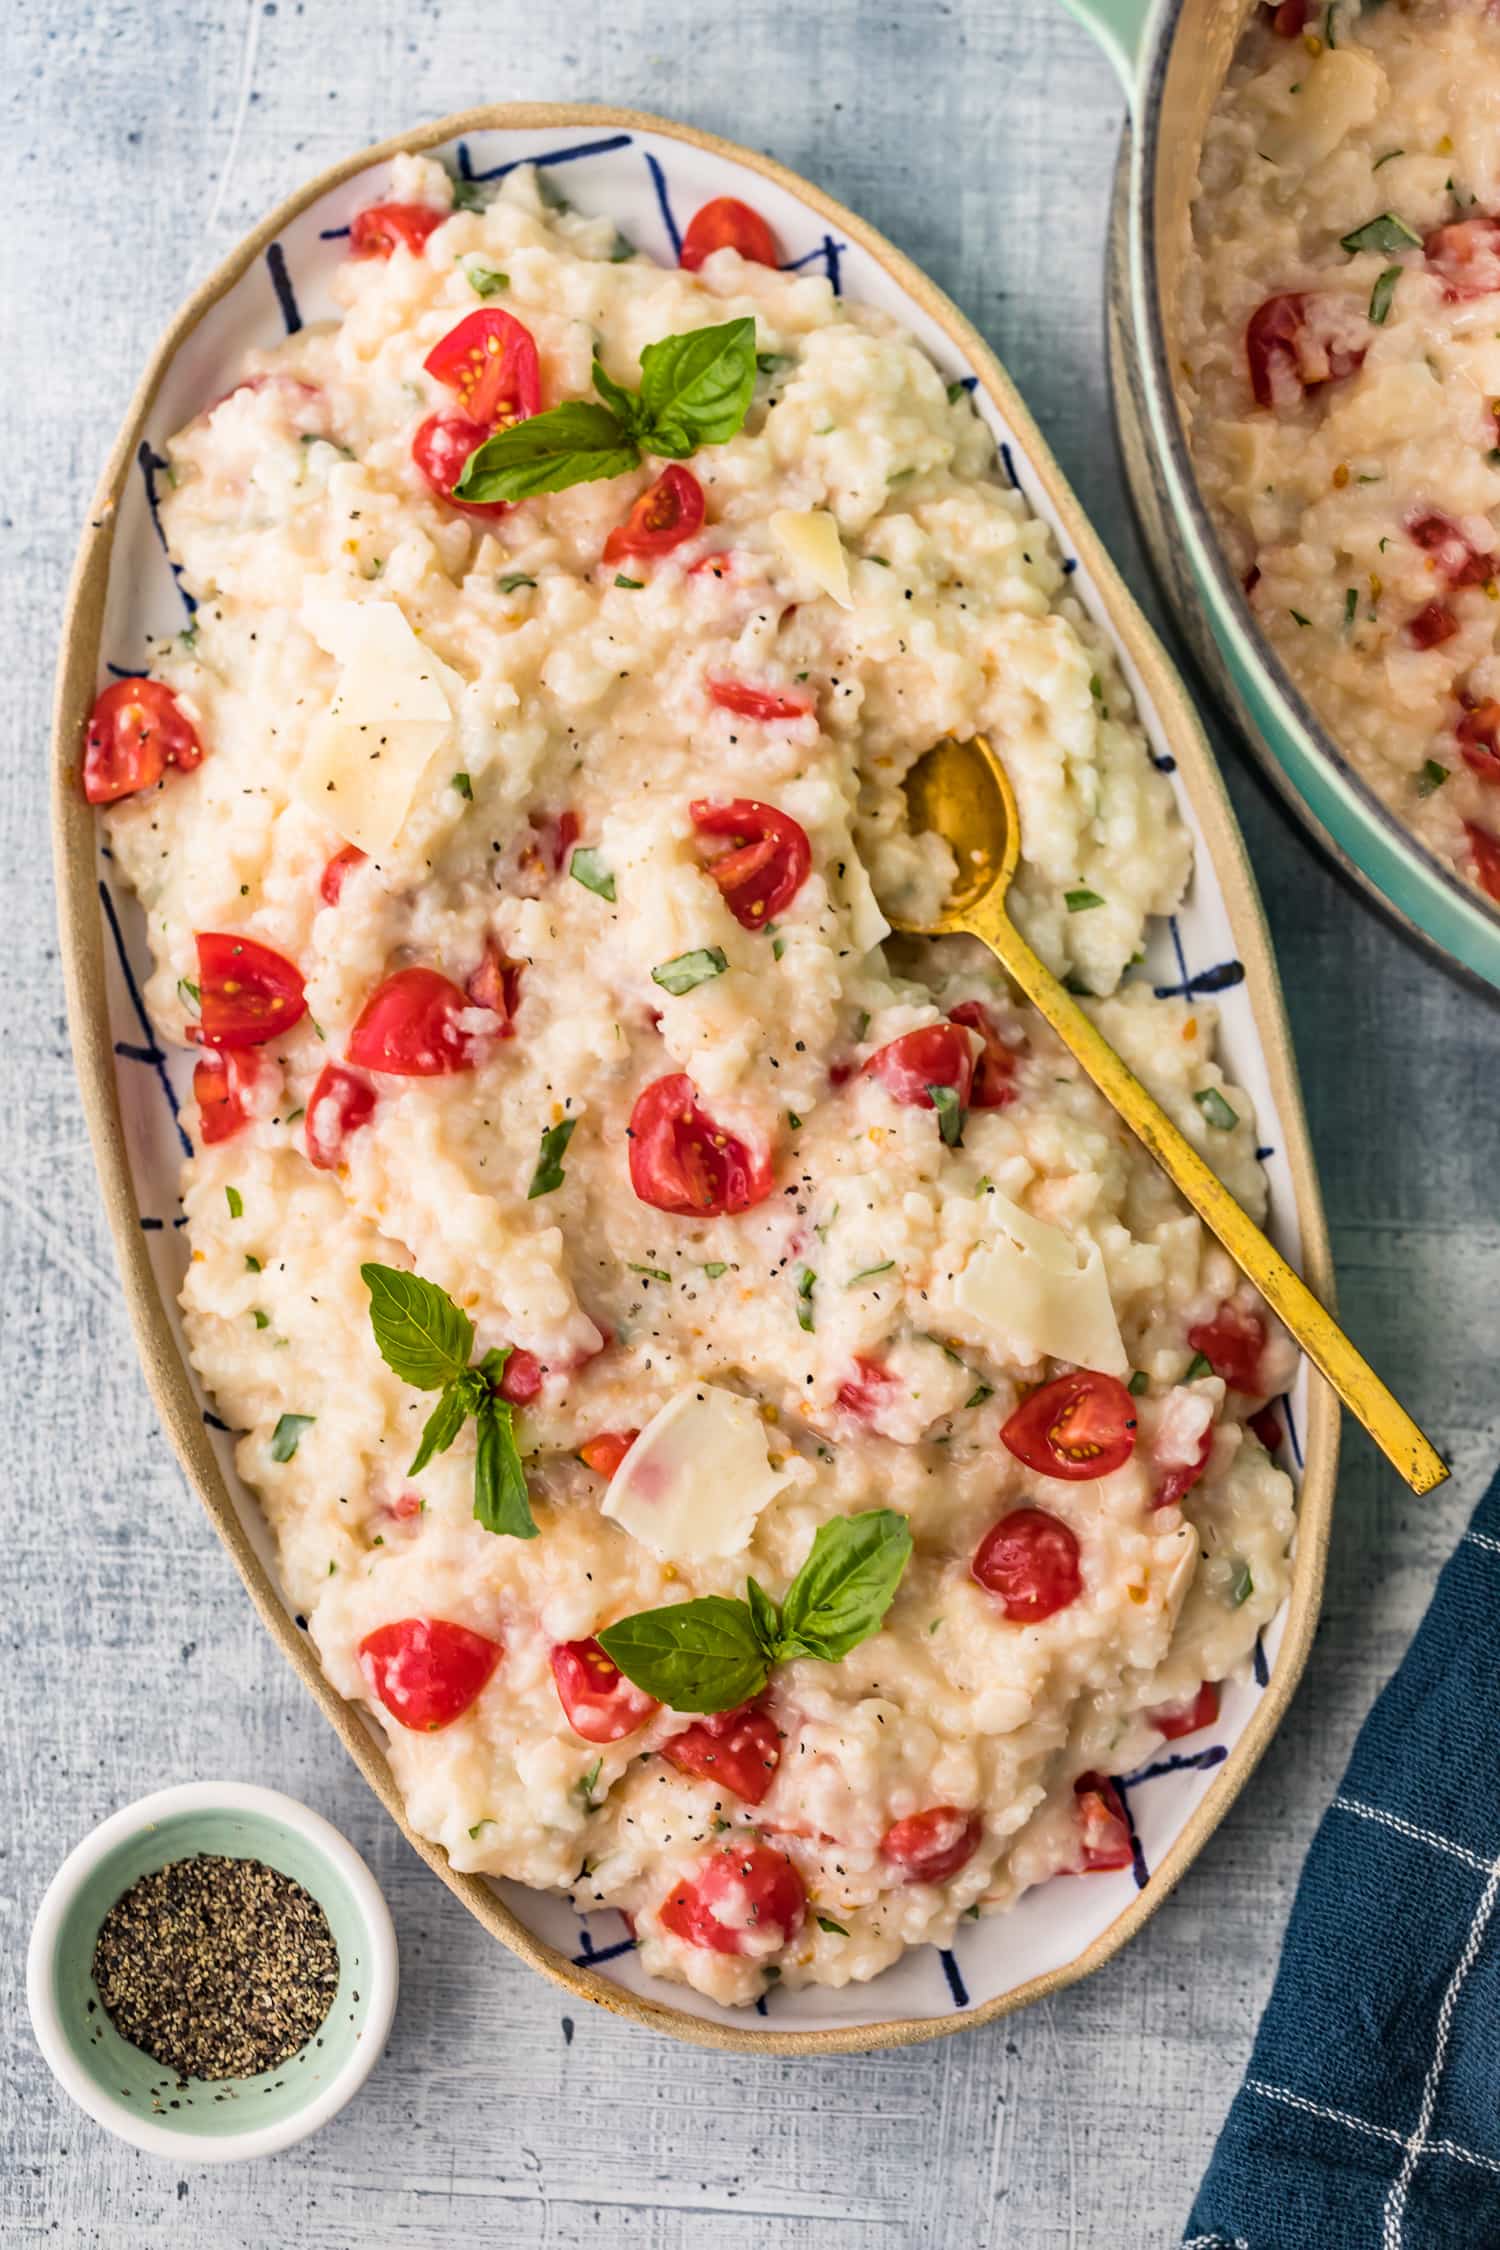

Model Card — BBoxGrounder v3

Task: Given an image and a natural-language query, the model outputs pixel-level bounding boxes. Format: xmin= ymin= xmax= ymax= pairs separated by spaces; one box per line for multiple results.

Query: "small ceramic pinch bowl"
xmin=27 ymin=1780 xmax=398 ymax=2161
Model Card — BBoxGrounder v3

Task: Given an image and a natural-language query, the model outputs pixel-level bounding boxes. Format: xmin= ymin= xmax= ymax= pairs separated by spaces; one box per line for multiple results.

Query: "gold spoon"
xmin=895 ymin=734 xmax=1448 ymax=1497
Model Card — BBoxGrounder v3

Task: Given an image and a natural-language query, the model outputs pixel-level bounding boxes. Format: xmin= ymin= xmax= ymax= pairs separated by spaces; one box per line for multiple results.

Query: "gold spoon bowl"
xmin=896 ymin=734 xmax=1447 ymax=1497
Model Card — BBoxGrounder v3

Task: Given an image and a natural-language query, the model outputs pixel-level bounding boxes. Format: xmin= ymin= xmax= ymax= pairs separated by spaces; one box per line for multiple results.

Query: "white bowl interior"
xmin=90 ymin=119 xmax=1310 ymax=2039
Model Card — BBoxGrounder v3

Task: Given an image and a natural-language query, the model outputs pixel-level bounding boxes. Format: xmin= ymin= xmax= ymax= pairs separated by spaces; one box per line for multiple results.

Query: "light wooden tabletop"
xmin=4 ymin=2 xmax=1497 ymax=2242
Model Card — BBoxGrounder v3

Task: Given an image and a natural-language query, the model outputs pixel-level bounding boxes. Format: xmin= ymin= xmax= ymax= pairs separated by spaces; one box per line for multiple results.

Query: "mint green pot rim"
xmin=1062 ymin=0 xmax=1500 ymax=994
xmin=27 ymin=1781 xmax=398 ymax=2162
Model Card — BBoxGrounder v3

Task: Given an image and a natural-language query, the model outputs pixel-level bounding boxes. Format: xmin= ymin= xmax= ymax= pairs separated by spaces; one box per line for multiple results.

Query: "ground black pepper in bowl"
xmin=92 ymin=1854 xmax=340 ymax=2081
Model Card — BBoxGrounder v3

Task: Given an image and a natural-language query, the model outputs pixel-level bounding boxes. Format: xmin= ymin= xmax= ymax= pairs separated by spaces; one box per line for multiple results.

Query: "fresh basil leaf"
xmin=270 ymin=1412 xmax=315 ymax=1464
xmin=637 ymin=316 xmax=756 ymax=454
xmin=473 ymin=1397 xmax=538 ymax=1538
xmin=569 ymin=846 xmax=616 ymax=901
xmin=598 ymin=1596 xmax=769 ymax=1713
xmin=1339 ymin=211 xmax=1420 ymax=256
xmin=455 ymin=401 xmax=640 ymax=503
xmin=527 ymin=1116 xmax=577 ymax=1199
xmin=1193 ymin=1086 xmax=1239 ymax=1132
xmin=467 ymin=265 xmax=510 ymax=297
xmin=476 ymin=1344 xmax=513 ymax=1387
xmin=651 ymin=946 xmax=727 ymax=996
xmin=927 ymin=1083 xmax=965 ymax=1148
xmin=746 ymin=1576 xmax=783 ymax=1661
xmin=408 ymin=1382 xmax=470 ymax=1477
xmin=591 ymin=353 xmax=647 ymax=435
xmin=361 ymin=1262 xmax=475 ymax=1390
xmin=777 ymin=1508 xmax=912 ymax=1662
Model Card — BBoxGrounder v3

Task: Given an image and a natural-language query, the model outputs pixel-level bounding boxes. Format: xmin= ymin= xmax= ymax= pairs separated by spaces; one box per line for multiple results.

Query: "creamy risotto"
xmin=1184 ymin=0 xmax=1500 ymax=906
xmin=86 ymin=155 xmax=1296 ymax=2004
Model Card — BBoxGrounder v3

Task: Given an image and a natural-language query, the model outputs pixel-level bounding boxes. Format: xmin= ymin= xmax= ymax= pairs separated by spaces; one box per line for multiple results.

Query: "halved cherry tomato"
xmin=579 ymin=1429 xmax=639 ymax=1477
xmin=1407 ymin=600 xmax=1460 ymax=651
xmin=1188 ymin=1301 xmax=1268 ymax=1394
xmin=196 ymin=933 xmax=307 ymax=1051
xmin=707 ymin=677 xmax=813 ymax=723
xmin=305 ymin=1063 xmax=375 ymax=1171
xmin=603 ymin=466 xmax=705 ymax=565
xmin=862 ymin=1023 xmax=975 ymax=1112
xmin=412 ymin=412 xmax=511 ymax=516
xmin=1249 ymin=1402 xmax=1284 ymax=1452
xmin=661 ymin=1700 xmax=782 ymax=1804
xmin=948 ymin=1000 xmax=1018 ymax=1109
xmin=972 ymin=1507 xmax=1082 ymax=1623
xmin=679 ymin=198 xmax=780 ymax=273
xmin=357 ymin=1617 xmax=501 ymax=1730
xmin=319 ymin=843 xmax=367 ymax=906
xmin=1409 ymin=511 xmax=1494 ymax=589
xmin=1153 ymin=1425 xmax=1214 ymax=1511
xmin=1001 ymin=1371 xmax=1137 ymax=1481
xmin=1149 ymin=1681 xmax=1221 ymax=1741
xmin=1074 ymin=1773 xmax=1134 ymax=1872
xmin=627 ymin=1073 xmax=775 ymax=1217
xmin=1245 ymin=292 xmax=1366 ymax=411
xmin=83 ymin=679 xmax=204 ymax=805
xmin=660 ymin=1842 xmax=805 ymax=1955
xmin=424 ymin=308 xmax=541 ymax=429
xmin=349 ymin=203 xmax=445 ymax=260
xmin=690 ymin=798 xmax=813 ymax=929
xmin=1425 ymin=216 xmax=1500 ymax=300
xmin=1458 ymin=702 xmax=1500 ymax=784
xmin=193 ymin=1051 xmax=262 ymax=1146
xmin=1466 ymin=822 xmax=1500 ymax=901
xmin=1264 ymin=0 xmax=1307 ymax=30
xmin=465 ymin=937 xmax=522 ymax=1037
xmin=496 ymin=1348 xmax=543 ymax=1406
xmin=551 ymin=1637 xmax=660 ymax=1744
xmin=881 ymin=1806 xmax=983 ymax=1885
xmin=836 ymin=1355 xmax=899 ymax=1420
xmin=347 ymin=967 xmax=481 ymax=1076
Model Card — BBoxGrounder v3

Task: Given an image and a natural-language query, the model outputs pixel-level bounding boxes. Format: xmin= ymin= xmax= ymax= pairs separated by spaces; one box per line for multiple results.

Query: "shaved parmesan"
xmin=769 ymin=509 xmax=853 ymax=609
xmin=293 ymin=714 xmax=451 ymax=855
xmin=953 ymin=1187 xmax=1128 ymax=1374
xmin=295 ymin=597 xmax=462 ymax=851
xmin=601 ymin=1383 xmax=792 ymax=1560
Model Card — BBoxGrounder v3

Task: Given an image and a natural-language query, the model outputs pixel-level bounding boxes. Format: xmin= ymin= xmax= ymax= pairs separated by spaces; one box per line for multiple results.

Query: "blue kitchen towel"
xmin=1184 ymin=1467 xmax=1500 ymax=2250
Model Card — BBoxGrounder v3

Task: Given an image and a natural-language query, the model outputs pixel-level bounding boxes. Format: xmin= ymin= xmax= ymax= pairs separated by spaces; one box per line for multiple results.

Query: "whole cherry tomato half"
xmin=679 ymin=197 xmax=780 ymax=273
xmin=1000 ymin=1371 xmax=1137 ymax=1482
xmin=551 ymin=1638 xmax=660 ymax=1745
xmin=627 ymin=1074 xmax=774 ymax=1217
xmin=193 ymin=1050 xmax=263 ymax=1146
xmin=1469 ymin=823 xmax=1500 ymax=902
xmin=972 ymin=1507 xmax=1082 ymax=1624
xmin=424 ymin=308 xmax=541 ymax=429
xmin=1148 ymin=1681 xmax=1220 ymax=1742
xmin=1074 ymin=1772 xmax=1134 ymax=1872
xmin=1245 ymin=291 xmax=1366 ymax=410
xmin=660 ymin=1700 xmax=783 ymax=1804
xmin=1187 ymin=1301 xmax=1268 ymax=1395
xmin=195 ymin=932 xmax=307 ymax=1051
xmin=659 ymin=1842 xmax=805 ymax=1956
xmin=1152 ymin=1424 xmax=1214 ymax=1512
xmin=947 ymin=1000 xmax=1018 ymax=1109
xmin=319 ymin=843 xmax=367 ymax=906
xmin=347 ymin=967 xmax=481 ymax=1076
xmin=304 ymin=1063 xmax=376 ymax=1171
xmin=690 ymin=798 xmax=812 ymax=930
xmin=881 ymin=1806 xmax=983 ymax=1885
xmin=358 ymin=1617 xmax=501 ymax=1730
xmin=83 ymin=678 xmax=203 ymax=805
xmin=862 ymin=1023 xmax=975 ymax=1112
xmin=412 ymin=412 xmax=511 ymax=516
xmin=603 ymin=467 xmax=705 ymax=565
xmin=349 ymin=203 xmax=445 ymax=260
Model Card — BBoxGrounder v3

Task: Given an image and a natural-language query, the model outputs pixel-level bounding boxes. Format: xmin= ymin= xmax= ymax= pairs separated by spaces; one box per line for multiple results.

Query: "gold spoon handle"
xmin=963 ymin=900 xmax=1448 ymax=1496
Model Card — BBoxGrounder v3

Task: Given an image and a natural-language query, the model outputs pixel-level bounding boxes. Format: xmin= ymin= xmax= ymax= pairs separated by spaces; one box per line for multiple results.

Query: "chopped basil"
xmin=772 ymin=935 xmax=786 ymax=961
xmin=225 ymin=1186 xmax=243 ymax=1219
xmin=609 ymin=230 xmax=636 ymax=264
xmin=1417 ymin=759 xmax=1450 ymax=797
xmin=244 ymin=1254 xmax=261 ymax=1273
xmin=1339 ymin=211 xmax=1421 ymax=257
xmin=1065 ymin=887 xmax=1105 ymax=913
xmin=816 ymin=1915 xmax=849 ymax=1936
xmin=177 ymin=977 xmax=200 ymax=1013
xmin=449 ymin=175 xmax=487 ymax=212
xmin=651 ymin=946 xmax=727 ymax=996
xmin=1228 ymin=1559 xmax=1254 ymax=1608
xmin=574 ymin=1758 xmax=603 ymax=1810
xmin=628 ymin=1263 xmax=670 ymax=1284
xmin=569 ymin=846 xmax=616 ymax=901
xmin=1343 ymin=587 xmax=1358 ymax=632
xmin=1289 ymin=609 xmax=1312 ymax=628
xmin=468 ymin=1819 xmax=493 ymax=1839
xmin=1373 ymin=148 xmax=1403 ymax=170
xmin=1128 ymin=1370 xmax=1149 ymax=1396
xmin=795 ymin=1264 xmax=817 ymax=1332
xmin=1185 ymin=1351 xmax=1214 ymax=1382
xmin=451 ymin=771 xmax=473 ymax=799
xmin=270 ymin=1412 xmax=315 ymax=1464
xmin=703 ymin=1261 xmax=728 ymax=1279
xmin=614 ymin=574 xmax=645 ymax=590
xmin=528 ymin=1116 xmax=577 ymax=1199
xmin=965 ymin=1383 xmax=993 ymax=1410
xmin=1369 ymin=265 xmax=1402 ymax=325
xmin=1194 ymin=1086 xmax=1240 ymax=1131
xmin=854 ymin=1009 xmax=871 ymax=1042
xmin=847 ymin=1261 xmax=895 ymax=1286
xmin=467 ymin=265 xmax=510 ymax=297
xmin=787 ymin=1110 xmax=803 ymax=1131
xmin=497 ymin=572 xmax=536 ymax=593
xmin=253 ymin=1310 xmax=270 ymax=1331
xmin=946 ymin=379 xmax=970 ymax=404
xmin=757 ymin=351 xmax=795 ymax=377
xmin=283 ymin=1106 xmax=304 ymax=1126
xmin=927 ymin=1083 xmax=965 ymax=1147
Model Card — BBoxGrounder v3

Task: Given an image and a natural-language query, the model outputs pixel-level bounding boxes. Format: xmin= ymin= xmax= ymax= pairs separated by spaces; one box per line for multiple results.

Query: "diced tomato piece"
xmin=1001 ymin=1371 xmax=1138 ymax=1481
xmin=1406 ymin=600 xmax=1460 ymax=651
xmin=349 ymin=203 xmax=445 ymax=260
xmin=1409 ymin=511 xmax=1494 ymax=590
xmin=660 ymin=1700 xmax=782 ymax=1804
xmin=862 ymin=1023 xmax=975 ymax=1112
xmin=347 ymin=967 xmax=482 ymax=1076
xmin=551 ymin=1637 xmax=660 ymax=1744
xmin=424 ymin=308 xmax=541 ymax=429
xmin=881 ymin=1806 xmax=983 ymax=1885
xmin=319 ymin=843 xmax=367 ymax=906
xmin=1465 ymin=822 xmax=1500 ymax=901
xmin=836 ymin=1354 xmax=900 ymax=1420
xmin=972 ymin=1507 xmax=1082 ymax=1624
xmin=1248 ymin=1402 xmax=1284 ymax=1452
xmin=948 ymin=1000 xmax=1019 ymax=1109
xmin=707 ymin=677 xmax=813 ymax=722
xmin=496 ymin=1348 xmax=543 ymax=1406
xmin=193 ymin=1051 xmax=262 ymax=1146
xmin=603 ymin=466 xmax=705 ymax=564
xmin=1245 ymin=292 xmax=1367 ymax=411
xmin=679 ymin=198 xmax=780 ymax=273
xmin=305 ymin=1062 xmax=375 ymax=1170
xmin=579 ymin=1429 xmax=639 ymax=1478
xmin=1074 ymin=1773 xmax=1134 ymax=1872
xmin=358 ymin=1617 xmax=501 ymax=1730
xmin=627 ymin=1073 xmax=775 ymax=1217
xmin=546 ymin=809 xmax=581 ymax=871
xmin=465 ymin=937 xmax=522 ymax=1037
xmin=660 ymin=1841 xmax=805 ymax=1956
xmin=83 ymin=678 xmax=204 ymax=805
xmin=1149 ymin=1681 xmax=1221 ymax=1741
xmin=1424 ymin=216 xmax=1500 ymax=300
xmin=1264 ymin=0 xmax=1308 ymax=31
xmin=1154 ymin=1424 xmax=1214 ymax=1511
xmin=690 ymin=798 xmax=812 ymax=929
xmin=1188 ymin=1301 xmax=1269 ymax=1394
xmin=412 ymin=411 xmax=511 ymax=516
xmin=1457 ymin=701 xmax=1500 ymax=784
xmin=195 ymin=932 xmax=307 ymax=1051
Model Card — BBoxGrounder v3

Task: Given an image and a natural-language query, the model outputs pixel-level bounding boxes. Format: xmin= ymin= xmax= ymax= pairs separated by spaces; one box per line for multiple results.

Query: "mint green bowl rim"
xmin=26 ymin=1781 xmax=398 ymax=2162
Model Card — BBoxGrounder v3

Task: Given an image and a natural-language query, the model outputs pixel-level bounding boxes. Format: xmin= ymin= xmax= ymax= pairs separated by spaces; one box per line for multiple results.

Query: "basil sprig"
xmin=598 ymin=1509 xmax=912 ymax=1713
xmin=361 ymin=1263 xmax=537 ymax=1538
xmin=456 ymin=317 xmax=757 ymax=504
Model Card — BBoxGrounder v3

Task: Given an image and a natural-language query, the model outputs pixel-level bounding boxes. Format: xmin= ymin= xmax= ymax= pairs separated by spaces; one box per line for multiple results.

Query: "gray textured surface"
xmin=3 ymin=2 xmax=1497 ymax=2242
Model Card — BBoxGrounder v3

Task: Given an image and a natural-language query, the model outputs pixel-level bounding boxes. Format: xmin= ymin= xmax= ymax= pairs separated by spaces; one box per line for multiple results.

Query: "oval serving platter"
xmin=52 ymin=104 xmax=1339 ymax=2055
